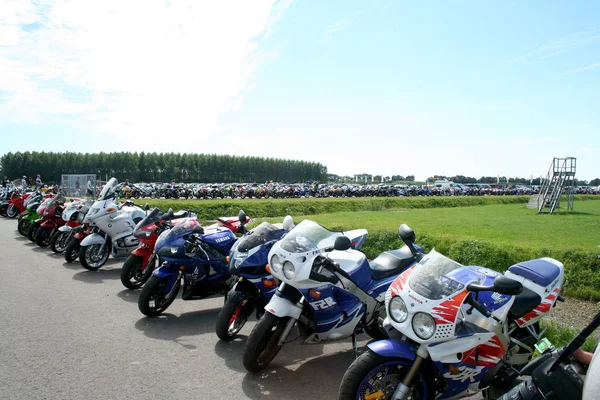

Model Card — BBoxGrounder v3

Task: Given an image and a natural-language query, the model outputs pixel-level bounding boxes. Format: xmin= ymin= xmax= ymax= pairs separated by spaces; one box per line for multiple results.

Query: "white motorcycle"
xmin=79 ymin=178 xmax=145 ymax=271
xmin=49 ymin=199 xmax=92 ymax=254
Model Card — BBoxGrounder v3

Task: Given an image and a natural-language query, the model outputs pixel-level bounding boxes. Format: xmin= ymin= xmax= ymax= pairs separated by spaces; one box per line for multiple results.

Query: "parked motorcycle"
xmin=337 ymin=224 xmax=564 ymax=400
xmin=16 ymin=191 xmax=43 ymax=236
xmin=34 ymin=193 xmax=68 ymax=247
xmin=49 ymin=200 xmax=91 ymax=254
xmin=5 ymin=191 xmax=31 ymax=219
xmin=137 ymin=212 xmax=243 ymax=317
xmin=215 ymin=216 xmax=295 ymax=341
xmin=79 ymin=178 xmax=145 ymax=271
xmin=242 ymin=219 xmax=413 ymax=372
xmin=120 ymin=206 xmax=196 ymax=290
xmin=25 ymin=195 xmax=53 ymax=241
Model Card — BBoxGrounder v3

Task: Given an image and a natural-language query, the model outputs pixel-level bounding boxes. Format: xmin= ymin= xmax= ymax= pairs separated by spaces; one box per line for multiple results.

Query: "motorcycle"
xmin=34 ymin=193 xmax=68 ymax=247
xmin=338 ymin=224 xmax=564 ymax=400
xmin=137 ymin=212 xmax=243 ymax=317
xmin=50 ymin=200 xmax=91 ymax=254
xmin=79 ymin=178 xmax=145 ymax=271
xmin=16 ymin=191 xmax=43 ymax=236
xmin=120 ymin=206 xmax=196 ymax=290
xmin=215 ymin=216 xmax=295 ymax=341
xmin=5 ymin=191 xmax=31 ymax=219
xmin=64 ymin=214 xmax=91 ymax=263
xmin=0 ymin=188 xmax=23 ymax=218
xmin=242 ymin=220 xmax=416 ymax=372
xmin=24 ymin=194 xmax=53 ymax=241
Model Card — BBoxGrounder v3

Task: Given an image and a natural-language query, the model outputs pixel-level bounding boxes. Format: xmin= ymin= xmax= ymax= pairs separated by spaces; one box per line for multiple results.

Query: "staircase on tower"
xmin=526 ymin=157 xmax=576 ymax=214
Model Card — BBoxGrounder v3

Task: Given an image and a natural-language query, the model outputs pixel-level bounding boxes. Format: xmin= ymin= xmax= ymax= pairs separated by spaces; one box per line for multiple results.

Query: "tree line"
xmin=0 ymin=152 xmax=328 ymax=184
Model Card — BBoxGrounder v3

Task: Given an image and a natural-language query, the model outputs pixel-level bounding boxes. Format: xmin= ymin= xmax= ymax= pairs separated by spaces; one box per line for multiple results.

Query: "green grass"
xmin=541 ymin=320 xmax=596 ymax=352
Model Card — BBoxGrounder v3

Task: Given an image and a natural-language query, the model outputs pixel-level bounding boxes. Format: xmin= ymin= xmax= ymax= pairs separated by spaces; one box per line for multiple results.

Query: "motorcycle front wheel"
xmin=50 ymin=230 xmax=70 ymax=253
xmin=17 ymin=218 xmax=31 ymax=236
xmin=243 ymin=312 xmax=290 ymax=372
xmin=7 ymin=204 xmax=19 ymax=218
xmin=138 ymin=275 xmax=180 ymax=317
xmin=0 ymin=204 xmax=7 ymax=217
xmin=120 ymin=254 xmax=156 ymax=290
xmin=27 ymin=221 xmax=40 ymax=242
xmin=64 ymin=239 xmax=80 ymax=263
xmin=35 ymin=226 xmax=53 ymax=247
xmin=79 ymin=243 xmax=109 ymax=270
xmin=338 ymin=350 xmax=431 ymax=400
xmin=215 ymin=291 xmax=254 ymax=341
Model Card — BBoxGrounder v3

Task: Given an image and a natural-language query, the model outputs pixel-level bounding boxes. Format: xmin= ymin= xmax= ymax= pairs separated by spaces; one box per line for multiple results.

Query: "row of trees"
xmin=0 ymin=152 xmax=328 ymax=184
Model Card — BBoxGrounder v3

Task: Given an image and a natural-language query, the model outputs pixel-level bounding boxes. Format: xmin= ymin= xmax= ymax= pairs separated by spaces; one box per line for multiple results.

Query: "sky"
xmin=0 ymin=0 xmax=599 ymax=181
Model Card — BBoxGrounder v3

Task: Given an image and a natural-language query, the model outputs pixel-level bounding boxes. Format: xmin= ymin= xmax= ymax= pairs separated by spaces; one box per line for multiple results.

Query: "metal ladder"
xmin=532 ymin=157 xmax=576 ymax=214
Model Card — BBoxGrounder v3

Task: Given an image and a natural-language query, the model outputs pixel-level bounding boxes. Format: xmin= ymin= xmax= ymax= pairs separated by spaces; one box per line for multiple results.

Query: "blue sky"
xmin=1 ymin=0 xmax=599 ymax=181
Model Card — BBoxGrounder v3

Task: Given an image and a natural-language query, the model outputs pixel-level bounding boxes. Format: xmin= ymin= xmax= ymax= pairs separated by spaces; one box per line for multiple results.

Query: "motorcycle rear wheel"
xmin=120 ymin=254 xmax=156 ymax=290
xmin=35 ymin=226 xmax=53 ymax=247
xmin=243 ymin=313 xmax=290 ymax=372
xmin=50 ymin=230 xmax=70 ymax=253
xmin=215 ymin=291 xmax=254 ymax=341
xmin=138 ymin=275 xmax=180 ymax=317
xmin=64 ymin=239 xmax=80 ymax=263
xmin=0 ymin=204 xmax=7 ymax=217
xmin=79 ymin=243 xmax=109 ymax=270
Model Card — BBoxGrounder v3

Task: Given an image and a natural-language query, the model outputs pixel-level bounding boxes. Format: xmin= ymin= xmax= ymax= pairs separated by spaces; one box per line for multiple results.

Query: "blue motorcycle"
xmin=137 ymin=212 xmax=240 ymax=317
xmin=242 ymin=220 xmax=418 ymax=372
xmin=214 ymin=216 xmax=296 ymax=340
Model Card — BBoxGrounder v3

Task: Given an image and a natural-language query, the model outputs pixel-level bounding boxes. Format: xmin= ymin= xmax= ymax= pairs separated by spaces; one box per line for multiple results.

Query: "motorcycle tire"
xmin=0 ymin=204 xmax=7 ymax=217
xmin=27 ymin=221 xmax=40 ymax=242
xmin=138 ymin=275 xmax=180 ymax=317
xmin=243 ymin=312 xmax=290 ymax=372
xmin=17 ymin=218 xmax=31 ymax=236
xmin=338 ymin=349 xmax=433 ymax=400
xmin=215 ymin=291 xmax=254 ymax=341
xmin=120 ymin=254 xmax=155 ymax=290
xmin=64 ymin=239 xmax=80 ymax=263
xmin=79 ymin=243 xmax=109 ymax=271
xmin=7 ymin=204 xmax=19 ymax=218
xmin=35 ymin=226 xmax=53 ymax=247
xmin=50 ymin=230 xmax=70 ymax=253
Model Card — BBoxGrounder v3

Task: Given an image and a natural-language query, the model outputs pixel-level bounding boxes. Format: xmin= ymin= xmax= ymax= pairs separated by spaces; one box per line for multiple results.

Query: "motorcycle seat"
xmin=507 ymin=259 xmax=560 ymax=287
xmin=508 ymin=287 xmax=541 ymax=320
xmin=369 ymin=246 xmax=416 ymax=281
xmin=172 ymin=211 xmax=189 ymax=219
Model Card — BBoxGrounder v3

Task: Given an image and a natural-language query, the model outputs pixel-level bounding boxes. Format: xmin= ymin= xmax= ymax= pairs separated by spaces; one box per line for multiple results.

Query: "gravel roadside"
xmin=545 ymin=297 xmax=600 ymax=337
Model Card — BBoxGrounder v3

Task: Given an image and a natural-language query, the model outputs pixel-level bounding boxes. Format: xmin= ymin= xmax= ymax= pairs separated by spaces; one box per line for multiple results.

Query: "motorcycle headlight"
xmin=283 ymin=261 xmax=295 ymax=280
xmin=159 ymin=246 xmax=180 ymax=257
xmin=134 ymin=229 xmax=152 ymax=239
xmin=389 ymin=296 xmax=408 ymax=323
xmin=412 ymin=312 xmax=436 ymax=340
xmin=270 ymin=254 xmax=283 ymax=272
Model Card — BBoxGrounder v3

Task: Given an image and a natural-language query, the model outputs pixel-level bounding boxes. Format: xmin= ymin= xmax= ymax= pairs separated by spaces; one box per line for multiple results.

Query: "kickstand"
xmin=352 ymin=333 xmax=358 ymax=359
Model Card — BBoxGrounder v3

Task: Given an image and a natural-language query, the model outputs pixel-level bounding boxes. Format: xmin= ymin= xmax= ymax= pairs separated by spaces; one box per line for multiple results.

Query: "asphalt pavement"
xmin=0 ymin=218 xmax=368 ymax=400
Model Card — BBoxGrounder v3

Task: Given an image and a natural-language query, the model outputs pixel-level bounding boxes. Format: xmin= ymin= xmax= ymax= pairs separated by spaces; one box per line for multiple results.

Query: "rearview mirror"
xmin=334 ymin=236 xmax=352 ymax=251
xmin=282 ymin=215 xmax=295 ymax=231
xmin=144 ymin=203 xmax=150 ymax=211
xmin=493 ymin=276 xmax=523 ymax=295
xmin=192 ymin=225 xmax=205 ymax=235
xmin=398 ymin=224 xmax=415 ymax=242
xmin=238 ymin=210 xmax=247 ymax=224
xmin=166 ymin=208 xmax=174 ymax=219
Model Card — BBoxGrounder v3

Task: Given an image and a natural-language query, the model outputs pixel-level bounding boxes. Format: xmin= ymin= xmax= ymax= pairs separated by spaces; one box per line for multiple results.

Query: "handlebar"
xmin=465 ymin=293 xmax=492 ymax=318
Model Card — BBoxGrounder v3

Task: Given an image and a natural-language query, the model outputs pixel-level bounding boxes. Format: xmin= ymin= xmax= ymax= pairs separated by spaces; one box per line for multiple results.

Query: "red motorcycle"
xmin=120 ymin=208 xmax=250 ymax=289
xmin=1 ymin=191 xmax=30 ymax=218
xmin=34 ymin=193 xmax=68 ymax=247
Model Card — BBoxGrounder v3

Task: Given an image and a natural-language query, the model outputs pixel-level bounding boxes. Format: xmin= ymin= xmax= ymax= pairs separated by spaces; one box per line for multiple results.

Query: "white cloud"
xmin=561 ymin=62 xmax=600 ymax=75
xmin=318 ymin=16 xmax=354 ymax=46
xmin=512 ymin=27 xmax=600 ymax=62
xmin=0 ymin=0 xmax=290 ymax=149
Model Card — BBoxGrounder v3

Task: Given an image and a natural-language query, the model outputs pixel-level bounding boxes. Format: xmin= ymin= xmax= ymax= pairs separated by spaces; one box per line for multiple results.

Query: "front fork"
xmin=165 ymin=271 xmax=183 ymax=300
xmin=277 ymin=297 xmax=304 ymax=346
xmin=392 ymin=345 xmax=429 ymax=400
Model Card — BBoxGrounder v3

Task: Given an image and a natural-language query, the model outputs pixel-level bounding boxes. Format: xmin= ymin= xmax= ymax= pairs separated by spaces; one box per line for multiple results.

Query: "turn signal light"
xmin=448 ymin=365 xmax=460 ymax=375
xmin=106 ymin=208 xmax=116 ymax=213
xmin=265 ymin=264 xmax=271 ymax=273
xmin=308 ymin=289 xmax=321 ymax=299
xmin=225 ymin=256 xmax=230 ymax=263
xmin=179 ymin=266 xmax=186 ymax=271
xmin=263 ymin=278 xmax=276 ymax=289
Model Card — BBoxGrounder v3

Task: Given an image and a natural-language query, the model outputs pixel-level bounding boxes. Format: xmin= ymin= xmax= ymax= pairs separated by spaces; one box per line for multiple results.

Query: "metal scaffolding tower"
xmin=527 ymin=157 xmax=576 ymax=213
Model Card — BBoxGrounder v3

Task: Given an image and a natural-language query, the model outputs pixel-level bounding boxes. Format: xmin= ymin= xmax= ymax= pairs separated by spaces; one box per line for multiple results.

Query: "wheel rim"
xmin=55 ymin=233 xmax=70 ymax=252
xmin=227 ymin=300 xmax=249 ymax=336
xmin=85 ymin=244 xmax=108 ymax=268
xmin=41 ymin=229 xmax=52 ymax=246
xmin=7 ymin=205 xmax=17 ymax=217
xmin=256 ymin=318 xmax=287 ymax=367
xmin=148 ymin=279 xmax=178 ymax=312
xmin=130 ymin=255 xmax=154 ymax=285
xmin=357 ymin=361 xmax=424 ymax=400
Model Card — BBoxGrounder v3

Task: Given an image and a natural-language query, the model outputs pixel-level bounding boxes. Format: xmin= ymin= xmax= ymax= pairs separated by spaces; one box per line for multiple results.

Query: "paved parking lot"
xmin=0 ymin=218 xmax=372 ymax=400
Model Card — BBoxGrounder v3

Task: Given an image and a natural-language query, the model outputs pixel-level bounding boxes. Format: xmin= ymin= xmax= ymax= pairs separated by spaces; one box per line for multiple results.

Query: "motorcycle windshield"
xmin=408 ymin=250 xmax=486 ymax=300
xmin=279 ymin=220 xmax=342 ymax=253
xmin=47 ymin=194 xmax=66 ymax=207
xmin=134 ymin=208 xmax=162 ymax=235
xmin=155 ymin=218 xmax=197 ymax=247
xmin=98 ymin=178 xmax=118 ymax=200
xmin=237 ymin=222 xmax=282 ymax=253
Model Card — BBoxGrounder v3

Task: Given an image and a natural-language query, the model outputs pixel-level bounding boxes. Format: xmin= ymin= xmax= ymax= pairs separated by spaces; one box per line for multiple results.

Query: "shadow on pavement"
xmin=117 ymin=289 xmax=141 ymax=303
xmin=134 ymin=308 xmax=221 ymax=349
xmin=62 ymin=261 xmax=82 ymax=270
xmin=241 ymin=350 xmax=356 ymax=399
xmin=30 ymin=246 xmax=51 ymax=253
xmin=71 ymin=267 xmax=122 ymax=284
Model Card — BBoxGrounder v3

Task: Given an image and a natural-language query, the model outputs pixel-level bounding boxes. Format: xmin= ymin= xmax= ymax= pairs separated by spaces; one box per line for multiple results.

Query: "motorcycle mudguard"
xmin=152 ymin=265 xmax=179 ymax=279
xmin=58 ymin=225 xmax=73 ymax=233
xmin=367 ymin=340 xmax=416 ymax=360
xmin=131 ymin=247 xmax=152 ymax=265
xmin=264 ymin=294 xmax=303 ymax=320
xmin=39 ymin=220 xmax=57 ymax=229
xmin=81 ymin=233 xmax=106 ymax=246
